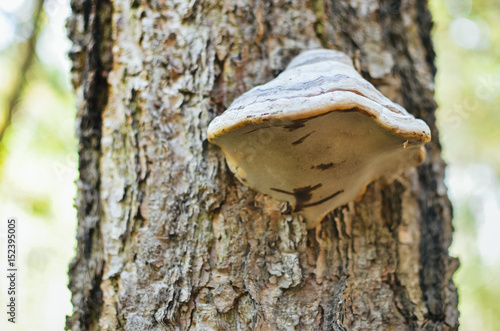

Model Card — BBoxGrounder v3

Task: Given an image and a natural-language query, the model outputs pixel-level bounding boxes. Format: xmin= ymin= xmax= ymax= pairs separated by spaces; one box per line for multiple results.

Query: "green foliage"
xmin=0 ymin=1 xmax=77 ymax=330
xmin=431 ymin=0 xmax=500 ymax=330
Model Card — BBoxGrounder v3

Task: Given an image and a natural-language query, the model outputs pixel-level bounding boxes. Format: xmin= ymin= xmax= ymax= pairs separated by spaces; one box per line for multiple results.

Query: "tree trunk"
xmin=66 ymin=0 xmax=459 ymax=330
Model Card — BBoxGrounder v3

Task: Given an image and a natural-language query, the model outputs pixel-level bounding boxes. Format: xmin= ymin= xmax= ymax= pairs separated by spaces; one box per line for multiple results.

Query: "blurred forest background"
xmin=0 ymin=0 xmax=498 ymax=330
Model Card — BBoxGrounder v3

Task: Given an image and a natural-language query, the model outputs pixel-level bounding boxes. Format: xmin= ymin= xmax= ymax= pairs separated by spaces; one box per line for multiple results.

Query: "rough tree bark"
xmin=66 ymin=0 xmax=459 ymax=330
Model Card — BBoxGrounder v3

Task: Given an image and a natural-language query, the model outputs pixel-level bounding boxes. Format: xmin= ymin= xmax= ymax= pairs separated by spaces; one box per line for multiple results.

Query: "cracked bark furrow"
xmin=66 ymin=0 xmax=114 ymax=330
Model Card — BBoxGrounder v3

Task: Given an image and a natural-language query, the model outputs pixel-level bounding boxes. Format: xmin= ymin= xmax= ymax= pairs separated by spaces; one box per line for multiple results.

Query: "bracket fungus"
xmin=207 ymin=49 xmax=431 ymax=229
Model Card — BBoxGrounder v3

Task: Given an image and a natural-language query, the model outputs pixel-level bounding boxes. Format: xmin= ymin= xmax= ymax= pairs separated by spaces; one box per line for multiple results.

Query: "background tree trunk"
xmin=66 ymin=0 xmax=459 ymax=330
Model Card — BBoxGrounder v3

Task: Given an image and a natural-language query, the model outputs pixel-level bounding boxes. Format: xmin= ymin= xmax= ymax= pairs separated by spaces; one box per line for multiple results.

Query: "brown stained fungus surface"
xmin=269 ymin=184 xmax=343 ymax=212
xmin=271 ymin=184 xmax=345 ymax=212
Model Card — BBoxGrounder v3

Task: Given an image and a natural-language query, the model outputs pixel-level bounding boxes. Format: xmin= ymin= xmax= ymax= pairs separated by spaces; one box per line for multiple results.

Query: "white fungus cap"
xmin=208 ymin=49 xmax=431 ymax=229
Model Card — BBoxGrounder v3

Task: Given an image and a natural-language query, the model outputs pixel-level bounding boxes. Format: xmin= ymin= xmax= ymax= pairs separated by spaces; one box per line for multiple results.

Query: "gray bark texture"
xmin=66 ymin=0 xmax=459 ymax=330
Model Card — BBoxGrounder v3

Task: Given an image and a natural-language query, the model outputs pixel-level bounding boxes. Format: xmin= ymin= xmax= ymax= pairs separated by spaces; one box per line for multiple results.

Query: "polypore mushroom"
xmin=207 ymin=49 xmax=431 ymax=229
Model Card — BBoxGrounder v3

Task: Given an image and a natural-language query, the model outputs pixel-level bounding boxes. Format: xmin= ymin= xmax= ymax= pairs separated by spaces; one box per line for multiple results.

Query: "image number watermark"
xmin=5 ymin=218 xmax=17 ymax=324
